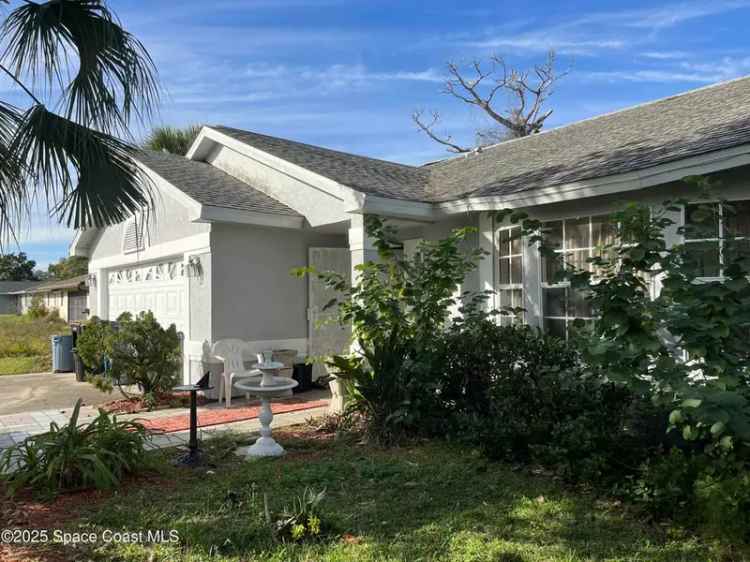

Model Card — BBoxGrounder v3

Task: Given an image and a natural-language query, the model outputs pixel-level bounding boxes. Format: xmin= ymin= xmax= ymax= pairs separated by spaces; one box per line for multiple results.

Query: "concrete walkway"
xmin=0 ymin=389 xmax=330 ymax=452
xmin=0 ymin=372 xmax=114 ymax=415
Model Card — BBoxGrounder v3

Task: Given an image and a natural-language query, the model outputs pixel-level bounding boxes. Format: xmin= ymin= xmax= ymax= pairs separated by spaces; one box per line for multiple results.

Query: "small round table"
xmin=235 ymin=364 xmax=298 ymax=458
xmin=173 ymin=383 xmax=213 ymax=467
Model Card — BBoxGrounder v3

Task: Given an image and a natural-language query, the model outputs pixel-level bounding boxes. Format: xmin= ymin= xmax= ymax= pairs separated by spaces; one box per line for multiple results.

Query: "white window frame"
xmin=682 ymin=201 xmax=748 ymax=282
xmin=540 ymin=216 xmax=609 ymax=339
xmin=495 ymin=225 xmax=524 ymax=326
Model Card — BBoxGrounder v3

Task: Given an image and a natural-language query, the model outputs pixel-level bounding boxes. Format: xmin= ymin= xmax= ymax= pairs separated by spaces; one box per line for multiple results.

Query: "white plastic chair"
xmin=211 ymin=339 xmax=257 ymax=407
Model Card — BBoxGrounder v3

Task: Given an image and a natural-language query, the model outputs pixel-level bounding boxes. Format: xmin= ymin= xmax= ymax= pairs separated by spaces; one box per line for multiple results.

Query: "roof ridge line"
xmin=210 ymin=125 xmax=425 ymax=171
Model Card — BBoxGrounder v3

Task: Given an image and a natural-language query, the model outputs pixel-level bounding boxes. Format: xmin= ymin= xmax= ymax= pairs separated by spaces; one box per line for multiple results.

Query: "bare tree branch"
xmin=415 ymin=50 xmax=568 ymax=152
xmin=412 ymin=110 xmax=471 ymax=153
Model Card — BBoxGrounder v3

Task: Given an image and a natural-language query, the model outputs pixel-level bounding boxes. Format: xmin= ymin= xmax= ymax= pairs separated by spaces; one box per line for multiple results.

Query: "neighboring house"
xmin=71 ymin=76 xmax=750 ymax=383
xmin=15 ymin=275 xmax=89 ymax=323
xmin=0 ymin=281 xmax=42 ymax=314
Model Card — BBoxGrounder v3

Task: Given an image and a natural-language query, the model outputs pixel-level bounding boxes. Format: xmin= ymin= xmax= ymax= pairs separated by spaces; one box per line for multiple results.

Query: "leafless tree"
xmin=413 ymin=51 xmax=566 ymax=153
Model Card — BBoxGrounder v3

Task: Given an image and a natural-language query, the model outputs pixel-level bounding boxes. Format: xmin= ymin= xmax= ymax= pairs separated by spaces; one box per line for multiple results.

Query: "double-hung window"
xmin=496 ymin=225 xmax=524 ymax=326
xmin=541 ymin=215 xmax=615 ymax=339
xmin=683 ymin=201 xmax=750 ymax=279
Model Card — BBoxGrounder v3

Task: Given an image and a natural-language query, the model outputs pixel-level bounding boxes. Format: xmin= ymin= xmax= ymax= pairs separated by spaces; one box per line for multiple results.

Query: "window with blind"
xmin=684 ymin=201 xmax=750 ymax=278
xmin=541 ymin=215 xmax=615 ymax=339
xmin=496 ymin=225 xmax=524 ymax=326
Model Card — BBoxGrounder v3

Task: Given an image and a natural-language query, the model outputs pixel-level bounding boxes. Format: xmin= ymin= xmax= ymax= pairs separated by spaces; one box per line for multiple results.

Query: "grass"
xmin=21 ymin=426 xmax=744 ymax=562
xmin=0 ymin=314 xmax=69 ymax=374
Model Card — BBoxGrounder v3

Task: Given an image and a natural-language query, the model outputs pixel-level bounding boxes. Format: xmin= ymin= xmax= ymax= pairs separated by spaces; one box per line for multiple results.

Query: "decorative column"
xmin=328 ymin=214 xmax=379 ymax=415
xmin=478 ymin=212 xmax=497 ymax=313
xmin=96 ymin=268 xmax=108 ymax=320
xmin=347 ymin=214 xmax=379 ymax=284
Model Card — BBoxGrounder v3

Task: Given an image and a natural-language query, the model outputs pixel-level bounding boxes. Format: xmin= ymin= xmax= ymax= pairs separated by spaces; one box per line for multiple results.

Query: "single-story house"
xmin=0 ymin=281 xmax=41 ymax=314
xmin=15 ymin=274 xmax=89 ymax=322
xmin=70 ymin=75 xmax=750 ymax=383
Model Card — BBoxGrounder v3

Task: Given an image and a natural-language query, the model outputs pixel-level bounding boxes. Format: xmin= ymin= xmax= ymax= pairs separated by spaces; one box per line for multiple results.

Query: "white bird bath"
xmin=234 ymin=361 xmax=298 ymax=458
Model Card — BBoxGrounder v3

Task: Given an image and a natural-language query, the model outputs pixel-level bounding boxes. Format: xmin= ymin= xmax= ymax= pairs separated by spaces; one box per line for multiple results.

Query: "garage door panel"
xmin=108 ymin=258 xmax=187 ymax=332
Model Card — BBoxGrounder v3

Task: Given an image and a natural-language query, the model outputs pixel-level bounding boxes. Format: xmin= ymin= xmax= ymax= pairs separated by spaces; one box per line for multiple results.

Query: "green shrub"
xmin=45 ymin=307 xmax=60 ymax=322
xmin=0 ymin=399 xmax=150 ymax=495
xmin=26 ymin=294 xmax=47 ymax=319
xmin=296 ymin=216 xmax=485 ymax=442
xmin=621 ymin=448 xmax=750 ymax=542
xmin=106 ymin=311 xmax=182 ymax=405
xmin=438 ymin=319 xmax=660 ymax=481
xmin=75 ymin=316 xmax=114 ymax=374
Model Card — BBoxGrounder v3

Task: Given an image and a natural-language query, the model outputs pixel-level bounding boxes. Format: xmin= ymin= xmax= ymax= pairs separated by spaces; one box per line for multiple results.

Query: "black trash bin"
xmin=292 ymin=362 xmax=313 ymax=393
xmin=71 ymin=323 xmax=86 ymax=381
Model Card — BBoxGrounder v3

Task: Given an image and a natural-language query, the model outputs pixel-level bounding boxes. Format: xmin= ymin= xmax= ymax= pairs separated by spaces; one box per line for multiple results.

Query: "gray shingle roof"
xmin=212 ymin=126 xmax=431 ymax=201
xmin=0 ymin=281 xmax=42 ymax=294
xmin=210 ymin=76 xmax=750 ymax=204
xmin=427 ymin=75 xmax=750 ymax=201
xmin=23 ymin=274 xmax=88 ymax=294
xmin=137 ymin=150 xmax=301 ymax=217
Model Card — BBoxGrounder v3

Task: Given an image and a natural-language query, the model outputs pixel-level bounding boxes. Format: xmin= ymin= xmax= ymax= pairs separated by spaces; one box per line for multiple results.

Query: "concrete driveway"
xmin=0 ymin=372 xmax=115 ymax=416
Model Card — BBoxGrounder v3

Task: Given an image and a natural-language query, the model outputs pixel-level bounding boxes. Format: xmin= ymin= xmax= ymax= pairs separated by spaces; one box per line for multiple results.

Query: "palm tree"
xmin=144 ymin=125 xmax=202 ymax=156
xmin=0 ymin=0 xmax=159 ymax=241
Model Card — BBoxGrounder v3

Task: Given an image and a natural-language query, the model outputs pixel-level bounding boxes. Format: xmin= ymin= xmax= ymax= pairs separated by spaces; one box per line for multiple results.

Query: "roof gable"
xmin=137 ymin=150 xmax=301 ymax=217
xmin=211 ymin=126 xmax=431 ymax=202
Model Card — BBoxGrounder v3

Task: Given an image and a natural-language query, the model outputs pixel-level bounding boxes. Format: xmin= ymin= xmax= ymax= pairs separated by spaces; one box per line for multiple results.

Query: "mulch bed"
xmin=101 ymin=391 xmax=208 ymax=414
xmin=0 ymin=474 xmax=174 ymax=562
xmin=138 ymin=398 xmax=329 ymax=433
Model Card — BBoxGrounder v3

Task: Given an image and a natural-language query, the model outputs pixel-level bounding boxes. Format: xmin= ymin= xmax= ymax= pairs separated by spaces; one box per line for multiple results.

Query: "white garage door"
xmin=107 ymin=258 xmax=187 ymax=333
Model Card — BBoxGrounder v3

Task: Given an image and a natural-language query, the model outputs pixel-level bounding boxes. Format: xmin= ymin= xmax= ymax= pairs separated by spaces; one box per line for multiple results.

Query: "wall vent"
xmin=122 ymin=216 xmax=146 ymax=254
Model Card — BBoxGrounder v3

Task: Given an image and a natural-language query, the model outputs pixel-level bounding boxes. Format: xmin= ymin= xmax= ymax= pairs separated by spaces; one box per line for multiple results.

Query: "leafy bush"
xmin=26 ymin=294 xmax=47 ymax=319
xmin=0 ymin=399 xmax=150 ymax=495
xmin=75 ymin=316 xmax=115 ymax=374
xmin=45 ymin=307 xmax=60 ymax=322
xmin=437 ymin=318 xmax=661 ymax=481
xmin=621 ymin=448 xmax=750 ymax=541
xmin=104 ymin=311 xmax=182 ymax=407
xmin=493 ymin=177 xmax=750 ymax=536
xmin=297 ymin=216 xmax=485 ymax=442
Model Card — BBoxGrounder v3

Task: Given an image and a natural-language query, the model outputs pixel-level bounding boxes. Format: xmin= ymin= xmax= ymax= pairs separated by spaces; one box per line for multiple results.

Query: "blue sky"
xmin=8 ymin=0 xmax=750 ymax=269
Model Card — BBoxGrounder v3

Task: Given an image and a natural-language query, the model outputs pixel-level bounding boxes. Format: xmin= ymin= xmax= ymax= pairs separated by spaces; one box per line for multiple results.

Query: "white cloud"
xmin=247 ymin=62 xmax=444 ymax=87
xmin=622 ymin=1 xmax=750 ymax=29
xmin=460 ymin=1 xmax=750 ymax=57
xmin=640 ymin=50 xmax=690 ymax=60
xmin=582 ymin=70 xmax=722 ymax=84
xmin=465 ymin=35 xmax=625 ymax=56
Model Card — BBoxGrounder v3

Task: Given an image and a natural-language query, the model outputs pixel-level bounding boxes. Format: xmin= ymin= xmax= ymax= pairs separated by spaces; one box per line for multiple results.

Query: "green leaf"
xmin=668 ymin=409 xmax=683 ymax=425
xmin=709 ymin=421 xmax=725 ymax=436
xmin=681 ymin=398 xmax=702 ymax=409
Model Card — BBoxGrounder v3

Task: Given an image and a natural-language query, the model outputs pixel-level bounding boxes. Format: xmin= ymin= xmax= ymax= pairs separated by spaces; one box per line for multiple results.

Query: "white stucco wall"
xmin=89 ymin=189 xmax=209 ymax=262
xmin=210 ymin=223 xmax=347 ymax=347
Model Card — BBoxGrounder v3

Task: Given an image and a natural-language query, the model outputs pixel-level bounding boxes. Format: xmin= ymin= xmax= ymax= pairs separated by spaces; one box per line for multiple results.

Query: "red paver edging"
xmin=140 ymin=399 xmax=329 ymax=433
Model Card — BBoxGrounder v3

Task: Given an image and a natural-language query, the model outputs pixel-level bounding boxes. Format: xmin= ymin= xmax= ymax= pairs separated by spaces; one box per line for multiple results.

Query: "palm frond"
xmin=1 ymin=0 xmax=159 ymax=133
xmin=0 ymin=101 xmax=27 ymax=242
xmin=144 ymin=124 xmax=202 ymax=156
xmin=12 ymin=105 xmax=153 ymax=229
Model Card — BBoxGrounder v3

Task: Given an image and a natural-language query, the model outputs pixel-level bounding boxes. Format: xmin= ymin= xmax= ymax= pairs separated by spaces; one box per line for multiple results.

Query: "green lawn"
xmin=0 ymin=314 xmax=69 ymax=375
xmin=30 ymin=427 xmax=742 ymax=562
